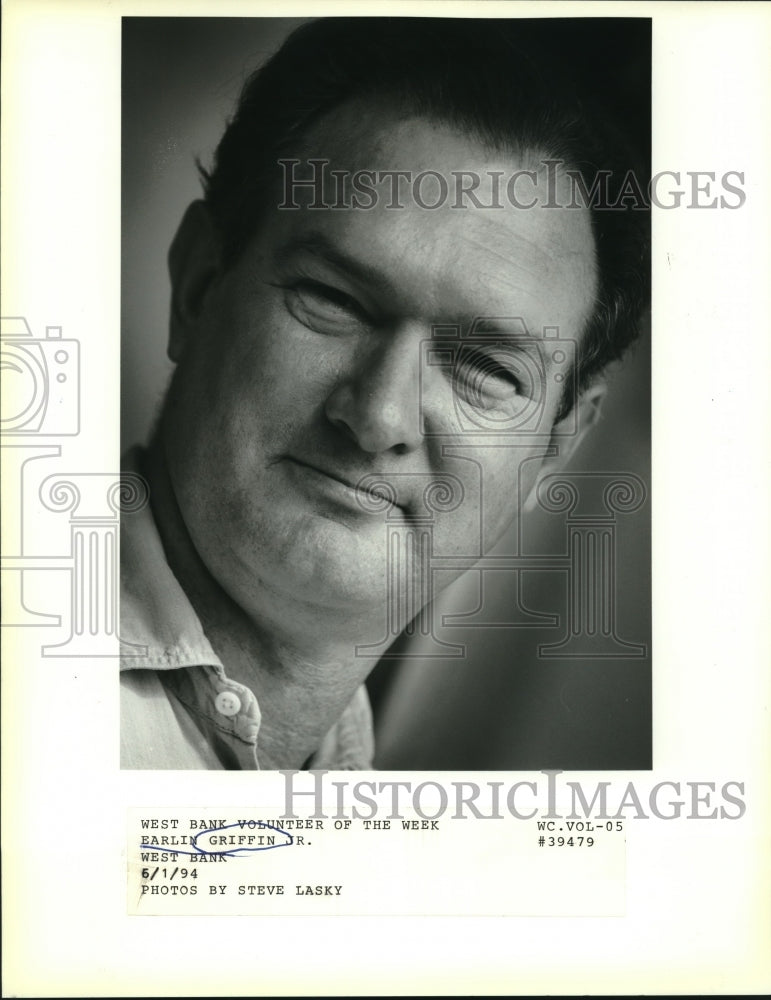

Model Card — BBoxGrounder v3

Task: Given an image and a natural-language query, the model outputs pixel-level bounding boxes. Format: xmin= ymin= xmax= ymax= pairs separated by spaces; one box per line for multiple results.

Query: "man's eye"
xmin=279 ymin=279 xmax=369 ymax=332
xmin=454 ymin=351 xmax=524 ymax=405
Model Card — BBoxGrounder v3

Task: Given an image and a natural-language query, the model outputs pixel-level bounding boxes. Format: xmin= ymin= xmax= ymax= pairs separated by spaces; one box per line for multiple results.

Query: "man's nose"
xmin=324 ymin=325 xmax=425 ymax=455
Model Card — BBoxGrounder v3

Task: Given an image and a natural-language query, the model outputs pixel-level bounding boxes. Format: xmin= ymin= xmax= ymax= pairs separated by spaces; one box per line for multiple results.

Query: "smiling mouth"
xmin=285 ymin=457 xmax=404 ymax=513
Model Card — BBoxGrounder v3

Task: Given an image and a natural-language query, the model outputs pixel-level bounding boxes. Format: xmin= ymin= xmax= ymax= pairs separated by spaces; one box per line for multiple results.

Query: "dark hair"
xmin=200 ymin=17 xmax=650 ymax=402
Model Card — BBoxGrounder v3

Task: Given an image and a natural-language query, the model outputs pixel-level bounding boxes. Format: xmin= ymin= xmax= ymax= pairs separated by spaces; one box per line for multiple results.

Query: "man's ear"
xmin=167 ymin=200 xmax=222 ymax=363
xmin=523 ymin=380 xmax=607 ymax=513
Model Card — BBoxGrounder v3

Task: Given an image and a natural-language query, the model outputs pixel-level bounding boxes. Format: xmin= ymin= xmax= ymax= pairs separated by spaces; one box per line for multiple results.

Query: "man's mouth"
xmin=284 ymin=457 xmax=406 ymax=514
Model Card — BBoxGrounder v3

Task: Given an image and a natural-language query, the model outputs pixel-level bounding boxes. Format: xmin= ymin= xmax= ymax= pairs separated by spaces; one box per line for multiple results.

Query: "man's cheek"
xmin=479 ymin=452 xmax=543 ymax=546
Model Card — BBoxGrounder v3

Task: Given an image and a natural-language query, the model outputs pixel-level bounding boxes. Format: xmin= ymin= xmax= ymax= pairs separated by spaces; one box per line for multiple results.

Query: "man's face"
xmin=162 ymin=106 xmax=598 ymax=622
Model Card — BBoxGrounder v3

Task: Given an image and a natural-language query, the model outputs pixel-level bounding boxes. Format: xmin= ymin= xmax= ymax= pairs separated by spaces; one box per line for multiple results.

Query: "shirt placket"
xmin=163 ymin=663 xmax=263 ymax=769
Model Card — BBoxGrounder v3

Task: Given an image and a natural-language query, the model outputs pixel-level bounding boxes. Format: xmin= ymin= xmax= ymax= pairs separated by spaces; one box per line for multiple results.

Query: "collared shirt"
xmin=120 ymin=450 xmax=374 ymax=770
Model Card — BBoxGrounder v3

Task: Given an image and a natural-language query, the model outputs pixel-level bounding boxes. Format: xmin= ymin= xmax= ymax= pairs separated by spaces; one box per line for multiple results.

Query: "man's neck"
xmin=142 ymin=435 xmax=381 ymax=768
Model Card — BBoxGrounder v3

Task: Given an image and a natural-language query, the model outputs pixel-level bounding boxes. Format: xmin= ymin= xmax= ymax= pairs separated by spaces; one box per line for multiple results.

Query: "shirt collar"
xmin=120 ymin=446 xmax=224 ymax=674
xmin=119 ymin=446 xmax=374 ymax=770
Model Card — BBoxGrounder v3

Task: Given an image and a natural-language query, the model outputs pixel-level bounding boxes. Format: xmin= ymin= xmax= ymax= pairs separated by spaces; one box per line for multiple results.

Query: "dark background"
xmin=122 ymin=16 xmax=651 ymax=770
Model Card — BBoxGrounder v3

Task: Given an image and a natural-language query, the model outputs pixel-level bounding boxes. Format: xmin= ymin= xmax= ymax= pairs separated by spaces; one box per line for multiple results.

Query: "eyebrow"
xmin=274 ymin=230 xmax=550 ymax=346
xmin=274 ymin=231 xmax=395 ymax=296
xmin=469 ymin=317 xmax=536 ymax=338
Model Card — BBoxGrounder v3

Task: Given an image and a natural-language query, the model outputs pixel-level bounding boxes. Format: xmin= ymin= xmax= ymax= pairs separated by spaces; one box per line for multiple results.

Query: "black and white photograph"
xmin=3 ymin=1 xmax=770 ymax=996
xmin=121 ymin=16 xmax=652 ymax=772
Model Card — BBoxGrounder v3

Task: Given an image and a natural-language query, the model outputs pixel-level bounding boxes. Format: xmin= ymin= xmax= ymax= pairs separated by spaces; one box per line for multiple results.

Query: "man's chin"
xmin=234 ymin=518 xmax=393 ymax=612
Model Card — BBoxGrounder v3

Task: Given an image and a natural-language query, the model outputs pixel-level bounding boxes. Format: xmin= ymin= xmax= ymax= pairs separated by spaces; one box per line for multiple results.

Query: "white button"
xmin=215 ymin=690 xmax=242 ymax=717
